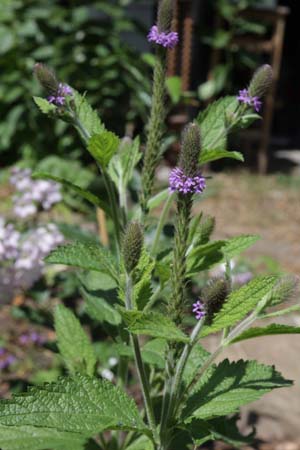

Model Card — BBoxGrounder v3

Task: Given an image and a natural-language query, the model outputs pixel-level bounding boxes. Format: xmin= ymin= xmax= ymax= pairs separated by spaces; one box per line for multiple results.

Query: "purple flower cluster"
xmin=147 ymin=25 xmax=179 ymax=49
xmin=11 ymin=167 xmax=62 ymax=219
xmin=192 ymin=300 xmax=206 ymax=320
xmin=237 ymin=89 xmax=262 ymax=112
xmin=0 ymin=348 xmax=16 ymax=370
xmin=169 ymin=167 xmax=206 ymax=195
xmin=19 ymin=331 xmax=46 ymax=346
xmin=48 ymin=83 xmax=73 ymax=106
xmin=0 ymin=218 xmax=63 ymax=303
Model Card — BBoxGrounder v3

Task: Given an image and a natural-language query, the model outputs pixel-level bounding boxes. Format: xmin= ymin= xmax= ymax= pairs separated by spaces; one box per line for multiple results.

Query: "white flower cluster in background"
xmin=10 ymin=167 xmax=62 ymax=218
xmin=0 ymin=219 xmax=63 ymax=303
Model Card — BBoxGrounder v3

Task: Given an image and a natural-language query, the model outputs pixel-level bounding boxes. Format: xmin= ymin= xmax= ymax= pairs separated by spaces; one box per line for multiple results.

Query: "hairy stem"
xmin=125 ymin=274 xmax=158 ymax=444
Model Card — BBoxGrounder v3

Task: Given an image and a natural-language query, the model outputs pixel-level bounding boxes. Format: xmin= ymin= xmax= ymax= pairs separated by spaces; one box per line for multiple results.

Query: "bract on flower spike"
xmin=34 ymin=62 xmax=73 ymax=106
xmin=202 ymin=278 xmax=229 ymax=324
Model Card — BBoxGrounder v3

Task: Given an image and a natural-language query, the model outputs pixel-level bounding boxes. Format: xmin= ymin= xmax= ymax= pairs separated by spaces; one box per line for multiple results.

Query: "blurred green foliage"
xmin=0 ymin=0 xmax=150 ymax=163
xmin=198 ymin=0 xmax=267 ymax=101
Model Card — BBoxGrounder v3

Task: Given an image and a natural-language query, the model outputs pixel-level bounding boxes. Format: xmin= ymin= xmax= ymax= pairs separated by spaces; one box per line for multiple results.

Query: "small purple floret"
xmin=169 ymin=167 xmax=206 ymax=195
xmin=147 ymin=25 xmax=179 ymax=49
xmin=237 ymin=89 xmax=262 ymax=112
xmin=192 ymin=300 xmax=206 ymax=320
xmin=48 ymin=83 xmax=73 ymax=106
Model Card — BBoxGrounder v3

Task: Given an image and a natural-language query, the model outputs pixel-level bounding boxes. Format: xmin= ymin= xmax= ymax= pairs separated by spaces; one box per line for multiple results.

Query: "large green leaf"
xmin=183 ymin=359 xmax=292 ymax=422
xmin=88 ymin=131 xmax=120 ymax=168
xmin=73 ymin=90 xmax=105 ymax=137
xmin=230 ymin=324 xmax=300 ymax=344
xmin=133 ymin=250 xmax=155 ymax=310
xmin=46 ymin=241 xmax=118 ymax=281
xmin=32 ymin=172 xmax=111 ymax=217
xmin=197 ymin=96 xmax=238 ymax=151
xmin=54 ymin=304 xmax=96 ymax=376
xmin=125 ymin=435 xmax=154 ymax=450
xmin=199 ymin=148 xmax=244 ymax=165
xmin=222 ymin=234 xmax=260 ymax=259
xmin=0 ymin=376 xmax=147 ymax=435
xmin=120 ymin=309 xmax=189 ymax=343
xmin=82 ymin=287 xmax=121 ymax=326
xmin=200 ymin=275 xmax=279 ymax=337
xmin=182 ymin=345 xmax=210 ymax=386
xmin=0 ymin=425 xmax=87 ymax=450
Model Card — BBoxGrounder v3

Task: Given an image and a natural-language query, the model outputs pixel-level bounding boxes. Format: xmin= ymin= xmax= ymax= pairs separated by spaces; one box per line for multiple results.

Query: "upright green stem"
xmin=141 ymin=47 xmax=167 ymax=213
xmin=151 ymin=192 xmax=175 ymax=257
xmin=125 ymin=274 xmax=158 ymax=444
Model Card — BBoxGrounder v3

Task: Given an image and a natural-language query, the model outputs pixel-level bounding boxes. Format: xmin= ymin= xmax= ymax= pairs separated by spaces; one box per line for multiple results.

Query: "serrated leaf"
xmin=54 ymin=304 xmax=96 ymax=376
xmin=0 ymin=375 xmax=147 ymax=435
xmin=0 ymin=425 xmax=87 ymax=450
xmin=46 ymin=241 xmax=118 ymax=281
xmin=88 ymin=131 xmax=120 ymax=168
xmin=32 ymin=172 xmax=111 ymax=217
xmin=230 ymin=324 xmax=300 ymax=344
xmin=119 ymin=309 xmax=189 ymax=342
xmin=187 ymin=416 xmax=254 ymax=447
xmin=200 ymin=276 xmax=279 ymax=337
xmin=197 ymin=96 xmax=238 ymax=151
xmin=73 ymin=90 xmax=105 ymax=137
xmin=199 ymin=148 xmax=244 ymax=165
xmin=222 ymin=234 xmax=260 ymax=259
xmin=33 ymin=96 xmax=56 ymax=115
xmin=142 ymin=339 xmax=167 ymax=368
xmin=183 ymin=359 xmax=292 ymax=421
xmin=81 ymin=287 xmax=121 ymax=326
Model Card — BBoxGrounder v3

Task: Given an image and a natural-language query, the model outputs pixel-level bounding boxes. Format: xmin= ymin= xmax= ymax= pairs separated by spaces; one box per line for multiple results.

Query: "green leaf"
xmin=187 ymin=416 xmax=254 ymax=447
xmin=0 ymin=425 xmax=87 ymax=450
xmin=73 ymin=90 xmax=105 ymax=137
xmin=125 ymin=435 xmax=154 ymax=450
xmin=200 ymin=276 xmax=279 ymax=337
xmin=46 ymin=241 xmax=118 ymax=281
xmin=81 ymin=287 xmax=121 ymax=326
xmin=197 ymin=96 xmax=238 ymax=151
xmin=183 ymin=359 xmax=292 ymax=421
xmin=230 ymin=324 xmax=300 ymax=344
xmin=183 ymin=345 xmax=210 ymax=386
xmin=32 ymin=172 xmax=111 ymax=217
xmin=142 ymin=339 xmax=167 ymax=369
xmin=33 ymin=96 xmax=56 ymax=115
xmin=0 ymin=375 xmax=147 ymax=435
xmin=147 ymin=189 xmax=170 ymax=210
xmin=166 ymin=76 xmax=182 ymax=104
xmin=222 ymin=234 xmax=260 ymax=259
xmin=119 ymin=309 xmax=189 ymax=343
xmin=54 ymin=304 xmax=96 ymax=376
xmin=88 ymin=131 xmax=120 ymax=168
xmin=108 ymin=136 xmax=142 ymax=191
xmin=199 ymin=148 xmax=244 ymax=165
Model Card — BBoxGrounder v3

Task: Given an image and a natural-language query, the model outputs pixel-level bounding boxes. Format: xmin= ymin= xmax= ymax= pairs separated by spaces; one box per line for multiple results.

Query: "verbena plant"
xmin=0 ymin=1 xmax=299 ymax=449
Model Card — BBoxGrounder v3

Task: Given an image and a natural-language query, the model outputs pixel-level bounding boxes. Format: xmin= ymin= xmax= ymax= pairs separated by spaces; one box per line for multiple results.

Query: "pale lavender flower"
xmin=0 ymin=352 xmax=16 ymax=370
xmin=237 ymin=88 xmax=262 ymax=112
xmin=48 ymin=82 xmax=73 ymax=106
xmin=169 ymin=167 xmax=206 ymax=195
xmin=19 ymin=332 xmax=46 ymax=345
xmin=147 ymin=25 xmax=179 ymax=49
xmin=192 ymin=300 xmax=206 ymax=320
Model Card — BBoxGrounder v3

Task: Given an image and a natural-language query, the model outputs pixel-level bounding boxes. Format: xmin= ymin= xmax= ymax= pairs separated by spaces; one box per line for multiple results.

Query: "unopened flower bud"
xmin=270 ymin=275 xmax=298 ymax=307
xmin=34 ymin=63 xmax=59 ymax=95
xmin=157 ymin=0 xmax=174 ymax=33
xmin=123 ymin=222 xmax=143 ymax=274
xmin=248 ymin=64 xmax=273 ymax=98
xmin=202 ymin=278 xmax=229 ymax=324
xmin=179 ymin=123 xmax=201 ymax=178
